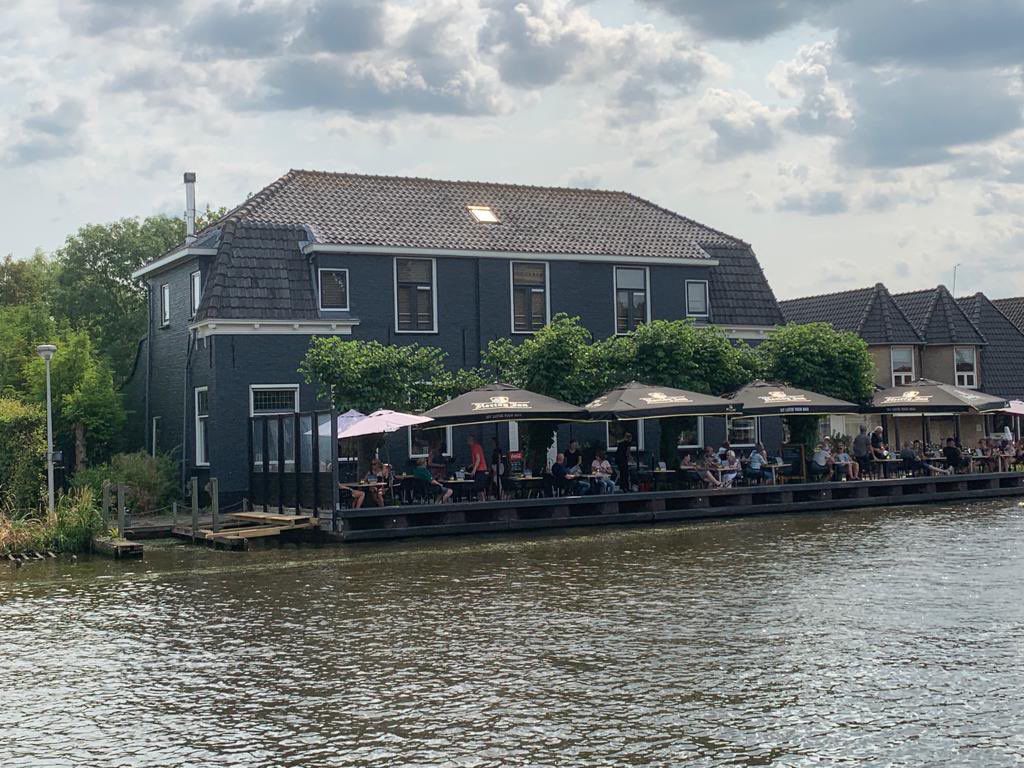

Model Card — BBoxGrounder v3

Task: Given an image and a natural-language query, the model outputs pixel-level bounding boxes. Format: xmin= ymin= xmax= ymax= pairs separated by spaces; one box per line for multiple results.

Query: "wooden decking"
xmin=93 ymin=537 xmax=144 ymax=559
xmin=324 ymin=472 xmax=1024 ymax=542
xmin=172 ymin=512 xmax=316 ymax=549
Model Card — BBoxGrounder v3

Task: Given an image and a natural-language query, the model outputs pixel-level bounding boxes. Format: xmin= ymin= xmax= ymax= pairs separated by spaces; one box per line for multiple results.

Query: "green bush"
xmin=0 ymin=397 xmax=46 ymax=511
xmin=72 ymin=451 xmax=178 ymax=515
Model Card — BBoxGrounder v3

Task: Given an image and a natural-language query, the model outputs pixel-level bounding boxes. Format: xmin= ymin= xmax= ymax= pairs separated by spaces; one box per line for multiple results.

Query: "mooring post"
xmin=101 ymin=480 xmax=111 ymax=529
xmin=172 ymin=501 xmax=178 ymax=527
xmin=190 ymin=477 xmax=199 ymax=542
xmin=116 ymin=485 xmax=126 ymax=538
xmin=211 ymin=477 xmax=220 ymax=533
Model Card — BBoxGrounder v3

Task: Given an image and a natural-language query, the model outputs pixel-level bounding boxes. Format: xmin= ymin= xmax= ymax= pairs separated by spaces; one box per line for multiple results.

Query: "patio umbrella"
xmin=999 ymin=400 xmax=1024 ymax=416
xmin=584 ymin=381 xmax=738 ymax=419
xmin=338 ymin=409 xmax=433 ymax=439
xmin=422 ymin=382 xmax=587 ymax=427
xmin=725 ymin=380 xmax=859 ymax=416
xmin=311 ymin=408 xmax=366 ymax=436
xmin=867 ymin=379 xmax=1008 ymax=414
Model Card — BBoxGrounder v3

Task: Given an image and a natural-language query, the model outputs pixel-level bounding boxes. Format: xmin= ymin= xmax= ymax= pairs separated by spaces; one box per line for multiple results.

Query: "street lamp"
xmin=36 ymin=344 xmax=57 ymax=515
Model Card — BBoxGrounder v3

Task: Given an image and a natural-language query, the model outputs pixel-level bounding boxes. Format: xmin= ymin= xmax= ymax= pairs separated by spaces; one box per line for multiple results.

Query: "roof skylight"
xmin=468 ymin=205 xmax=499 ymax=223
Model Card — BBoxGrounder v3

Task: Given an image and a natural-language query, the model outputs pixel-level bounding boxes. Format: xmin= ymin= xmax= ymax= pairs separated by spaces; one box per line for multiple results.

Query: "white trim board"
xmin=306 ymin=243 xmax=718 ymax=267
xmin=191 ymin=319 xmax=359 ymax=339
xmin=132 ymin=247 xmax=218 ymax=280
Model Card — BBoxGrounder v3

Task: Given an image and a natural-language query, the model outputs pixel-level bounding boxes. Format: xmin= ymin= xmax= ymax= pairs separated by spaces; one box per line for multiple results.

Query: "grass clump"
xmin=0 ymin=488 xmax=105 ymax=556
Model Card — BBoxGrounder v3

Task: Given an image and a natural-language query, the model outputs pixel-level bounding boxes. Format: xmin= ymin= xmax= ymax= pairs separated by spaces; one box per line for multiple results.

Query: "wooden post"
xmin=172 ymin=501 xmax=178 ymax=527
xmin=116 ymin=484 xmax=126 ymax=538
xmin=190 ymin=477 xmax=199 ymax=542
xmin=101 ymin=480 xmax=111 ymax=529
xmin=330 ymin=405 xmax=340 ymax=533
xmin=211 ymin=477 xmax=220 ymax=533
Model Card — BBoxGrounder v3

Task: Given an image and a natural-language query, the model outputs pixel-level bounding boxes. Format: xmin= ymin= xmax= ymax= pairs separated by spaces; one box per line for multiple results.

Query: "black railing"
xmin=249 ymin=411 xmax=336 ymax=513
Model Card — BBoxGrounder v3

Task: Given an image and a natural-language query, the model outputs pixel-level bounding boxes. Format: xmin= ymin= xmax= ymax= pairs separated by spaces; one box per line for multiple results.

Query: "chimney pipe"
xmin=184 ymin=171 xmax=197 ymax=244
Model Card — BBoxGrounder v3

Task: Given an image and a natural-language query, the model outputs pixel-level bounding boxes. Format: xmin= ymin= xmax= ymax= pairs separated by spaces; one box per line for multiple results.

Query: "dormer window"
xmin=468 ymin=205 xmax=499 ymax=223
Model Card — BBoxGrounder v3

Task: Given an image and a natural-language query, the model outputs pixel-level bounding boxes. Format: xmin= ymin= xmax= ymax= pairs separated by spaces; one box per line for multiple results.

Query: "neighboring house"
xmin=992 ymin=297 xmax=1024 ymax=336
xmin=128 ymin=170 xmax=784 ymax=501
xmin=957 ymin=293 xmax=1024 ymax=403
xmin=780 ymin=283 xmax=1019 ymax=445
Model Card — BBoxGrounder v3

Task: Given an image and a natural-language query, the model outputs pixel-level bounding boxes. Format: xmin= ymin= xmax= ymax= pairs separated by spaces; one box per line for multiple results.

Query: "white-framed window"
xmin=190 ymin=270 xmax=202 ymax=318
xmin=676 ymin=416 xmax=704 ymax=449
xmin=409 ymin=425 xmax=453 ymax=458
xmin=318 ymin=268 xmax=350 ymax=311
xmin=159 ymin=283 xmax=170 ymax=327
xmin=510 ymin=261 xmax=549 ymax=333
xmin=954 ymin=346 xmax=977 ymax=388
xmin=394 ymin=257 xmax=437 ymax=333
xmin=249 ymin=384 xmax=299 ymax=416
xmin=891 ymin=346 xmax=915 ymax=386
xmin=614 ymin=266 xmax=649 ymax=334
xmin=607 ymin=419 xmax=644 ymax=452
xmin=727 ymin=415 xmax=758 ymax=447
xmin=194 ymin=387 xmax=209 ymax=466
xmin=685 ymin=280 xmax=709 ymax=318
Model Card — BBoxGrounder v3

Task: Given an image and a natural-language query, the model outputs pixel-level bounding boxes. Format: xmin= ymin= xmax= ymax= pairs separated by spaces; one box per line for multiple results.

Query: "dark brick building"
xmin=128 ymin=170 xmax=785 ymax=501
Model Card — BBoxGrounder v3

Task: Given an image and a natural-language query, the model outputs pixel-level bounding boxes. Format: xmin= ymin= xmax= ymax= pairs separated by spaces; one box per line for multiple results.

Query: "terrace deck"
xmin=324 ymin=472 xmax=1024 ymax=542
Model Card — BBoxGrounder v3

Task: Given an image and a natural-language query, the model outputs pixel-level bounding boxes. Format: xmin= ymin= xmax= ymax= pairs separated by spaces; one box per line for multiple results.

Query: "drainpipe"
xmin=145 ymin=284 xmax=153 ymax=454
xmin=180 ymin=331 xmax=195 ymax=494
xmin=184 ymin=172 xmax=197 ymax=245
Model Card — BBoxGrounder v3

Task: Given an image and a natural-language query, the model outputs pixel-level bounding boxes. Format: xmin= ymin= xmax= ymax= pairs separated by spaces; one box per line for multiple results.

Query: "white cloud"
xmin=699 ymin=89 xmax=781 ymax=161
xmin=770 ymin=41 xmax=852 ymax=136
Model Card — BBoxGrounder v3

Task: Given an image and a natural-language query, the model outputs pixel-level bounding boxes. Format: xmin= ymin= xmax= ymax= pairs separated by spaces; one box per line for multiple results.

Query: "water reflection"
xmin=2 ymin=502 xmax=1023 ymax=766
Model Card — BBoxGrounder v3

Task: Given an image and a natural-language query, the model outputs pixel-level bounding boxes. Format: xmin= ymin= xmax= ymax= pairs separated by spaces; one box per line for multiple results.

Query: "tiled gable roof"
xmin=704 ymin=246 xmax=784 ymax=326
xmin=993 ymin=297 xmax=1024 ymax=334
xmin=779 ymin=283 xmax=922 ymax=344
xmin=198 ymin=221 xmax=317 ymax=321
xmin=958 ymin=293 xmax=1024 ymax=400
xmin=199 ymin=169 xmax=746 ymax=261
xmin=892 ymin=286 xmax=986 ymax=345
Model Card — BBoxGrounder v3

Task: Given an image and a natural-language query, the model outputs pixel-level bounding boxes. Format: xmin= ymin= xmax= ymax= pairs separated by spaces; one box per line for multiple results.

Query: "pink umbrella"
xmin=338 ymin=409 xmax=433 ymax=439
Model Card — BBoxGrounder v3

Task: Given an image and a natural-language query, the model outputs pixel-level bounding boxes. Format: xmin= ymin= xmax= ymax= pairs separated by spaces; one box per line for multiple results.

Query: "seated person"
xmin=679 ymin=453 xmax=704 ymax=486
xmin=700 ymin=446 xmax=723 ymax=489
xmin=365 ymin=459 xmax=387 ymax=506
xmin=717 ymin=441 xmax=732 ymax=460
xmin=563 ymin=440 xmax=582 ymax=471
xmin=427 ymin=443 xmax=448 ymax=481
xmin=338 ymin=482 xmax=365 ymax=509
xmin=943 ymin=438 xmax=968 ymax=473
xmin=552 ymin=452 xmax=590 ymax=496
xmin=412 ymin=458 xmax=453 ymax=502
xmin=590 ymin=449 xmax=617 ymax=494
xmin=744 ymin=443 xmax=772 ymax=483
xmin=809 ymin=443 xmax=834 ymax=480
xmin=720 ymin=450 xmax=741 ymax=487
xmin=901 ymin=440 xmax=951 ymax=476
xmin=833 ymin=443 xmax=859 ymax=480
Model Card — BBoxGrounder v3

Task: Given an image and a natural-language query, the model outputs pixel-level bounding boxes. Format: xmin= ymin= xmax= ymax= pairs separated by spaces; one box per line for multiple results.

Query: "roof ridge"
xmin=882 ymin=284 xmax=926 ymax=343
xmin=938 ymin=284 xmax=987 ymax=344
xmin=778 ymin=284 xmax=875 ymax=306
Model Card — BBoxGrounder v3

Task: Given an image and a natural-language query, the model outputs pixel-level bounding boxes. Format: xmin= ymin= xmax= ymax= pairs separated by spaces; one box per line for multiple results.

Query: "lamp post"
xmin=36 ymin=344 xmax=57 ymax=514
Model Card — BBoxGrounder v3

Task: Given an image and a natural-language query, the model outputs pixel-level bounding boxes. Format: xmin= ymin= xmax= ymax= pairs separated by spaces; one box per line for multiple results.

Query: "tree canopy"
xmin=759 ymin=322 xmax=875 ymax=403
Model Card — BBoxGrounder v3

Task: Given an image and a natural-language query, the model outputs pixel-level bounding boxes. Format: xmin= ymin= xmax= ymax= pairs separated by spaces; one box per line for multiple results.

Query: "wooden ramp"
xmin=172 ymin=512 xmax=316 ymax=550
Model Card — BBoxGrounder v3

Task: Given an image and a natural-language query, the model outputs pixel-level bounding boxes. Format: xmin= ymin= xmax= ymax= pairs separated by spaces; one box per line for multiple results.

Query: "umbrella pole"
xmin=893 ymin=416 xmax=900 ymax=451
xmin=495 ymin=422 xmax=502 ymax=499
xmin=956 ymin=415 xmax=962 ymax=445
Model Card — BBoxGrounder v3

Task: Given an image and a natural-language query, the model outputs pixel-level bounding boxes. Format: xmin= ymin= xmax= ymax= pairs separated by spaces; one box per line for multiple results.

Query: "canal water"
xmin=2 ymin=501 xmax=1023 ymax=767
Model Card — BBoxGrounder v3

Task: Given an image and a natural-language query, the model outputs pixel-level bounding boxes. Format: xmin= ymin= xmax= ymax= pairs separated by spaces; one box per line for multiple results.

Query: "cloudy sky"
xmin=3 ymin=0 xmax=1024 ymax=300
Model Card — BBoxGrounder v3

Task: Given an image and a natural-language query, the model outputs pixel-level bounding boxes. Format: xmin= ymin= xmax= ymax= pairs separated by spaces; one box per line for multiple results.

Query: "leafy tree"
xmin=51 ymin=215 xmax=184 ymax=382
xmin=758 ymin=323 xmax=874 ymax=402
xmin=0 ymin=250 xmax=56 ymax=307
xmin=758 ymin=322 xmax=875 ymax=452
xmin=24 ymin=329 xmax=125 ymax=471
xmin=0 ymin=304 xmax=57 ymax=397
xmin=300 ymin=338 xmax=485 ymax=472
xmin=0 ymin=397 xmax=46 ymax=511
